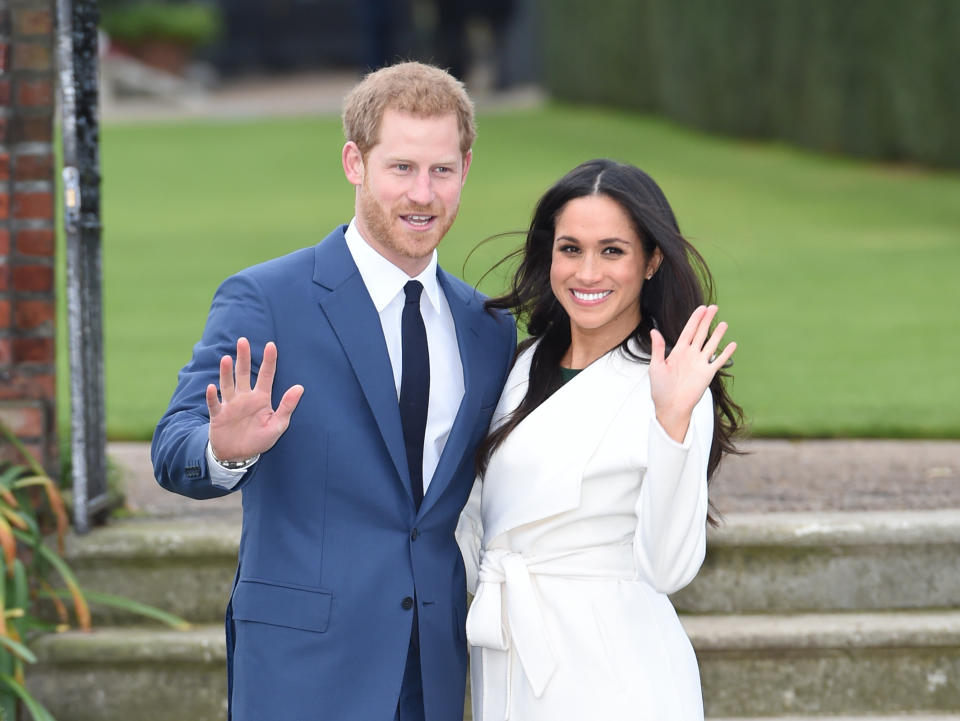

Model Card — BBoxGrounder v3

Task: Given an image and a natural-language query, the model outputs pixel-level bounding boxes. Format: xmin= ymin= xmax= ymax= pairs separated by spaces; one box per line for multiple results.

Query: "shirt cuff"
xmin=206 ymin=441 xmax=258 ymax=489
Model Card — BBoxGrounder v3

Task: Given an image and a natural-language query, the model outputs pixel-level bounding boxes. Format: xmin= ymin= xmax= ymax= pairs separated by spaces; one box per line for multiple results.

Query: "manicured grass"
xmin=56 ymin=105 xmax=960 ymax=440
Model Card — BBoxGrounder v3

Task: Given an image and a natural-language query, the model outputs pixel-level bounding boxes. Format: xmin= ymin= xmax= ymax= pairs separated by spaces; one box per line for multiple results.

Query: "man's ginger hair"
xmin=342 ymin=62 xmax=476 ymax=158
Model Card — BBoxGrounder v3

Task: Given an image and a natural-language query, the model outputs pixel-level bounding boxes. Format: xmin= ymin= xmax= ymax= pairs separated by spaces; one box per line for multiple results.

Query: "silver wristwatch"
xmin=211 ymin=447 xmax=259 ymax=470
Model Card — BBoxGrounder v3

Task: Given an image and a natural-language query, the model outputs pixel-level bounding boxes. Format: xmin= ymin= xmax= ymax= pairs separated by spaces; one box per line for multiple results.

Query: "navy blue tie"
xmin=400 ymin=281 xmax=430 ymax=510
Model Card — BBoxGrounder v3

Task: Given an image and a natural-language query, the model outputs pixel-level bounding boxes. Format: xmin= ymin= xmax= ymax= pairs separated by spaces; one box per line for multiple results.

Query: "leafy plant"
xmin=102 ymin=1 xmax=223 ymax=49
xmin=0 ymin=422 xmax=189 ymax=720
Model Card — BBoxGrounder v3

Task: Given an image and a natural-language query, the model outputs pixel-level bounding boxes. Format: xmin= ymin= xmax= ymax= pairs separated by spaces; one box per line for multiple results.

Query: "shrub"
xmin=539 ymin=0 xmax=960 ymax=167
xmin=0 ymin=422 xmax=188 ymax=720
xmin=101 ymin=1 xmax=222 ymax=49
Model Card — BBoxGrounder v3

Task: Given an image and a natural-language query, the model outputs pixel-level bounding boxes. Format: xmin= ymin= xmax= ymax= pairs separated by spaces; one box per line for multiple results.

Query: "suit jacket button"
xmin=410 ymin=528 xmax=419 ymax=541
xmin=402 ymin=596 xmax=414 ymax=610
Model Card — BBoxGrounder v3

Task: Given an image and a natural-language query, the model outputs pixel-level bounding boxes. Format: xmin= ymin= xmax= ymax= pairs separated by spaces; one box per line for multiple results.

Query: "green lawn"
xmin=56 ymin=105 xmax=960 ymax=440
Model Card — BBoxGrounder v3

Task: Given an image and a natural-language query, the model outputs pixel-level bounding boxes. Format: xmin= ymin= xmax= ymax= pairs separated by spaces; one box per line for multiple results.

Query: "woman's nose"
xmin=575 ymin=253 xmax=603 ymax=283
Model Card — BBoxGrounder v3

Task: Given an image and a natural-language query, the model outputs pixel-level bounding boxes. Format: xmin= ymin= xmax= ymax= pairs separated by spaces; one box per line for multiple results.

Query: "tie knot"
xmin=404 ymin=280 xmax=424 ymax=305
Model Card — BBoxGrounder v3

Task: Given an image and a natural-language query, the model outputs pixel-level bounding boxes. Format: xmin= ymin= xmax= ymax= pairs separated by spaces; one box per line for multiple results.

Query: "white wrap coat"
xmin=457 ymin=341 xmax=712 ymax=721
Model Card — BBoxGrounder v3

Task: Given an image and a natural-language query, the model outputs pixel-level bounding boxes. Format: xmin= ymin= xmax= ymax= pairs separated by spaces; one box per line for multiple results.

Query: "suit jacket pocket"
xmin=231 ymin=577 xmax=332 ymax=633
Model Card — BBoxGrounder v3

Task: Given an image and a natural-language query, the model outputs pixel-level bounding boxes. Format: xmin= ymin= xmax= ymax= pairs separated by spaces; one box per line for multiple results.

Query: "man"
xmin=152 ymin=62 xmax=516 ymax=721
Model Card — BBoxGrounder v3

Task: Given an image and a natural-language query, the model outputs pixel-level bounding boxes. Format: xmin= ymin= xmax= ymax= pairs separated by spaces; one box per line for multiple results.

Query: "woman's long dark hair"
xmin=477 ymin=159 xmax=743 ymax=522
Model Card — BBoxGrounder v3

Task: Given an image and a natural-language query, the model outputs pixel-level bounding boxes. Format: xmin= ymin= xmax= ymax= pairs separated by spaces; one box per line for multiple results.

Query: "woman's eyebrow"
xmin=555 ymin=235 xmax=630 ymax=244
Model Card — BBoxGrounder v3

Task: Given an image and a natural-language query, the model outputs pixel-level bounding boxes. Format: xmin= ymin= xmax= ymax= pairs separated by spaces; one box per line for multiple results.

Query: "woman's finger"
xmin=702 ymin=321 xmax=728 ymax=359
xmin=692 ymin=305 xmax=718 ymax=351
xmin=712 ymin=341 xmax=737 ymax=369
xmin=675 ymin=305 xmax=706 ymax=349
xmin=650 ymin=328 xmax=667 ymax=367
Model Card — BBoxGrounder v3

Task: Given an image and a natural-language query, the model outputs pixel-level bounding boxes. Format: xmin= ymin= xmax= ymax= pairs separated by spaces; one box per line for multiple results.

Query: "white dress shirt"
xmin=209 ymin=219 xmax=465 ymax=492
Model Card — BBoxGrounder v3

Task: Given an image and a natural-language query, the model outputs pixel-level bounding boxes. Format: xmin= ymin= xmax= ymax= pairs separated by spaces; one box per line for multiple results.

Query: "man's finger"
xmin=255 ymin=341 xmax=278 ymax=394
xmin=274 ymin=384 xmax=305 ymax=427
xmin=235 ymin=337 xmax=252 ymax=393
xmin=219 ymin=354 xmax=235 ymax=402
xmin=205 ymin=384 xmax=221 ymax=418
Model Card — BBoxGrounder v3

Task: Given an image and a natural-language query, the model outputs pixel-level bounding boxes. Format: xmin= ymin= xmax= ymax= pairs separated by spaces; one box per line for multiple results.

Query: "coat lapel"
xmin=312 ymin=228 xmax=411 ymax=500
xmin=482 ymin=342 xmax=651 ymax=544
xmin=418 ymin=268 xmax=484 ymax=517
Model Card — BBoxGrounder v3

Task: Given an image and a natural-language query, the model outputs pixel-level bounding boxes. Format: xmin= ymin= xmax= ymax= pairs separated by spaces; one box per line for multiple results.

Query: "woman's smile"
xmin=570 ymin=288 xmax=613 ymax=304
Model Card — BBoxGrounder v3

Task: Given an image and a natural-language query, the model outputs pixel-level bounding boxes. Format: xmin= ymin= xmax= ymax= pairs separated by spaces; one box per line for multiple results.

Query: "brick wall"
xmin=0 ymin=0 xmax=57 ymax=470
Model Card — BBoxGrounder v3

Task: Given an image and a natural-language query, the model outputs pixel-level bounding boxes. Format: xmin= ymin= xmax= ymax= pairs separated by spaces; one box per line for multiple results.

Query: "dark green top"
xmin=559 ymin=366 xmax=583 ymax=385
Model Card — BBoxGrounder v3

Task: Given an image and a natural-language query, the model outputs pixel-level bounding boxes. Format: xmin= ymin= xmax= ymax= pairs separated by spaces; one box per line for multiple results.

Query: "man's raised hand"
xmin=649 ymin=305 xmax=736 ymax=443
xmin=206 ymin=338 xmax=304 ymax=462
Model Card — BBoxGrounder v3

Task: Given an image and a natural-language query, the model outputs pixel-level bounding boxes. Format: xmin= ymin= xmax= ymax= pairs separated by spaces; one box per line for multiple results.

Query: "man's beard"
xmin=357 ymin=182 xmax=458 ymax=262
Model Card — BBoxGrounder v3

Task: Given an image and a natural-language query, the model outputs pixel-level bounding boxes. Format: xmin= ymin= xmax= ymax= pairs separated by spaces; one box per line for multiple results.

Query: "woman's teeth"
xmin=572 ymin=290 xmax=611 ymax=301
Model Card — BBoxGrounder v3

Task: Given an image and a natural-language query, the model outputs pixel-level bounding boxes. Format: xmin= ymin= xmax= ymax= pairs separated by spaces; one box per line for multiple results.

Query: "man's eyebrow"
xmin=382 ymin=156 xmax=461 ymax=166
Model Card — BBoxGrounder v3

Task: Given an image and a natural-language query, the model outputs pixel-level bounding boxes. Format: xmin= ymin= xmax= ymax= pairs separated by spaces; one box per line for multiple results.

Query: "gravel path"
xmin=112 ymin=439 xmax=960 ymax=519
xmin=711 ymin=439 xmax=960 ymax=514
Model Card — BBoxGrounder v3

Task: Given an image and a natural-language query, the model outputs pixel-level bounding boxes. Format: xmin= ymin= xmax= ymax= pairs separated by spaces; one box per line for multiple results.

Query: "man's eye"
xmin=434 ymin=166 xmax=452 ymax=174
xmin=396 ymin=164 xmax=410 ymax=172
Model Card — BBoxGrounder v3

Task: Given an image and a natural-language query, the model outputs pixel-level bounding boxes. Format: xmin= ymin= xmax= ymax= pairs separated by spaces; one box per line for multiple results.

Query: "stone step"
xmin=29 ymin=625 xmax=227 ymax=721
xmin=63 ymin=517 xmax=240 ymax=624
xmin=673 ymin=510 xmax=960 ymax=613
xmin=29 ymin=612 xmax=960 ymax=720
xmin=685 ymin=610 xmax=960 ymax=717
xmin=62 ymin=510 xmax=960 ymax=624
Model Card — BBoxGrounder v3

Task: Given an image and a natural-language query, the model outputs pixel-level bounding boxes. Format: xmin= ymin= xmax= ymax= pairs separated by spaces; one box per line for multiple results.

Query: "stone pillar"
xmin=0 ymin=0 xmax=57 ymax=471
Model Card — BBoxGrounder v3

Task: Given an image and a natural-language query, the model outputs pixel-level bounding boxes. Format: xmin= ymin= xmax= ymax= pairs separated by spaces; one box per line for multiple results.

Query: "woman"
xmin=457 ymin=159 xmax=742 ymax=720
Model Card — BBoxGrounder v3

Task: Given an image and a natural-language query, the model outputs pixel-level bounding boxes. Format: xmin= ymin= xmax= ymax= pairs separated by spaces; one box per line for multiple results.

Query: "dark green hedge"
xmin=540 ymin=0 xmax=960 ymax=167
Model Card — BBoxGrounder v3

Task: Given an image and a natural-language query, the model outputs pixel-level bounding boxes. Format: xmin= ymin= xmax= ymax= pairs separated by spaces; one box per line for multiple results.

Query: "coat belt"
xmin=466 ymin=544 xmax=635 ymax=720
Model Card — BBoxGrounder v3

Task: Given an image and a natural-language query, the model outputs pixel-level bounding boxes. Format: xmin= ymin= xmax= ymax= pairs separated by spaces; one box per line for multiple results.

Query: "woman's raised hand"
xmin=649 ymin=305 xmax=736 ymax=443
xmin=206 ymin=338 xmax=304 ymax=462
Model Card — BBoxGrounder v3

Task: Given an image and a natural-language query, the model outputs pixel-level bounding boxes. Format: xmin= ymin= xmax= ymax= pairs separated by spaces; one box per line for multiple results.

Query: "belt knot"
xmin=467 ymin=549 xmax=557 ymax=700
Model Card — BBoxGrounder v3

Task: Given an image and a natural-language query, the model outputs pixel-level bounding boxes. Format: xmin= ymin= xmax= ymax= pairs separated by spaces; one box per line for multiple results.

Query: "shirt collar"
xmin=344 ymin=218 xmax=442 ymax=313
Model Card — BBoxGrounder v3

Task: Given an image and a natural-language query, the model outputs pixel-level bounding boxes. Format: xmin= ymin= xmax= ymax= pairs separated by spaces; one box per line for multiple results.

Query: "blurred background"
xmin=3 ymin=3 xmax=956 ymax=718
xmin=59 ymin=0 xmax=960 ymax=443
xmin=99 ymin=0 xmax=539 ymax=101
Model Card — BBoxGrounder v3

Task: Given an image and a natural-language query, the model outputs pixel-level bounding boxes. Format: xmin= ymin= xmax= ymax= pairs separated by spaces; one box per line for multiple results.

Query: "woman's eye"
xmin=602 ymin=246 xmax=625 ymax=255
xmin=558 ymin=244 xmax=579 ymax=254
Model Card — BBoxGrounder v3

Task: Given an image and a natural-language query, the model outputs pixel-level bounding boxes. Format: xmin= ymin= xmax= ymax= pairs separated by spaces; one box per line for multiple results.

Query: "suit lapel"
xmin=312 ymin=228 xmax=411 ymax=501
xmin=418 ymin=269 xmax=484 ymax=517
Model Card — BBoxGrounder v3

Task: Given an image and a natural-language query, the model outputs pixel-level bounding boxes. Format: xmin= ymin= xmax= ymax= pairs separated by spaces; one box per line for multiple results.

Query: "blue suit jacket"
xmin=152 ymin=226 xmax=516 ymax=720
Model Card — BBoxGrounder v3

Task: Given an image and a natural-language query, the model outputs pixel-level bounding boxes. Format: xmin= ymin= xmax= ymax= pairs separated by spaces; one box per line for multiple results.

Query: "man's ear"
xmin=342 ymin=142 xmax=364 ymax=185
xmin=460 ymin=149 xmax=473 ymax=187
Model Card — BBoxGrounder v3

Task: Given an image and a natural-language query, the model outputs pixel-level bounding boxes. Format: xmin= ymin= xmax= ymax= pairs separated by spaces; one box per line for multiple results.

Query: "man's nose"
xmin=406 ymin=171 xmax=434 ymax=206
